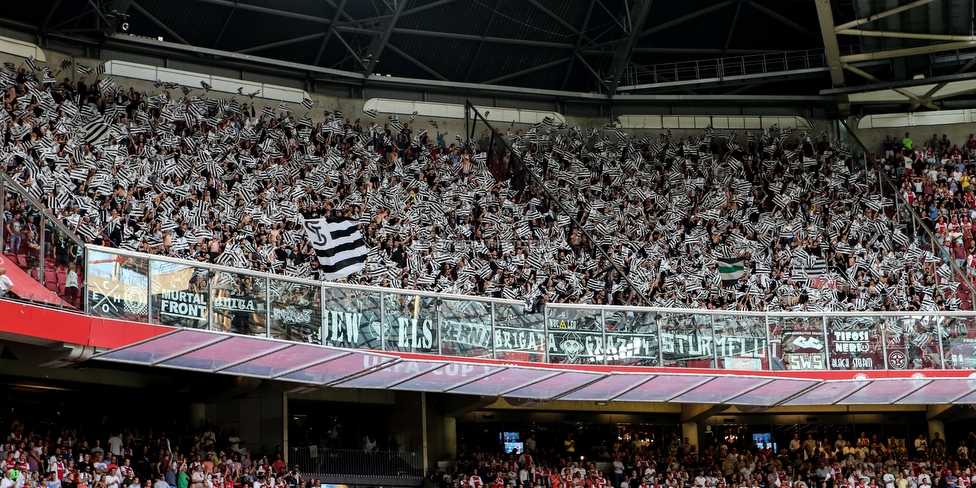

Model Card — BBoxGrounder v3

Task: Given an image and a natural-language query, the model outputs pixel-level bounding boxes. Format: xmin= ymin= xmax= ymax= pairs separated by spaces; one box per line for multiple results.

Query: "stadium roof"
xmin=3 ymin=0 xmax=976 ymax=113
xmin=94 ymin=328 xmax=976 ymax=406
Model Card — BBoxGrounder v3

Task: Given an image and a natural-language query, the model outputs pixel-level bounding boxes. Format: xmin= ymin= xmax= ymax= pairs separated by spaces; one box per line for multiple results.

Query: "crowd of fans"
xmin=878 ymin=132 xmax=976 ymax=282
xmin=0 ymin=59 xmax=972 ymax=312
xmin=6 ymin=413 xmax=976 ymax=488
xmin=434 ymin=430 xmax=976 ymax=488
xmin=0 ymin=418 xmax=315 ymax=488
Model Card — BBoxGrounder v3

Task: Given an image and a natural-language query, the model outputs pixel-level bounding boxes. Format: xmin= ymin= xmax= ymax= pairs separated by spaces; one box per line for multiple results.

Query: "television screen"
xmin=503 ymin=442 xmax=524 ymax=454
xmin=500 ymin=432 xmax=520 ymax=443
xmin=752 ymin=433 xmax=775 ymax=451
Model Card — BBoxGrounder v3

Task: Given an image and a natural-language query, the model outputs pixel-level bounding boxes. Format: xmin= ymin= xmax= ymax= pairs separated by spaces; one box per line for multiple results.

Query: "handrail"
xmin=1 ymin=171 xmax=87 ymax=249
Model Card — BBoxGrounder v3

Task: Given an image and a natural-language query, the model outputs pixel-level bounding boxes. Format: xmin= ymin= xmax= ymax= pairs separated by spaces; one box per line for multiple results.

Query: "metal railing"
xmin=82 ymin=243 xmax=976 ymax=372
xmin=289 ymin=447 xmax=423 ymax=479
xmin=0 ymin=174 xmax=87 ymax=310
xmin=620 ymin=45 xmax=863 ymax=89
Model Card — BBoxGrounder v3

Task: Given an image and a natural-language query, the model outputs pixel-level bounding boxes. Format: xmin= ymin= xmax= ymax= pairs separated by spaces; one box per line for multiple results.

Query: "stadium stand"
xmin=0 ymin=60 xmax=972 ymax=313
xmin=3 ymin=415 xmax=975 ymax=488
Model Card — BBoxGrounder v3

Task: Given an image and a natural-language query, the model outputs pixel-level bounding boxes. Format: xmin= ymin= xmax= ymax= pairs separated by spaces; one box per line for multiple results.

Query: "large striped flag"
xmin=718 ymin=259 xmax=745 ymax=287
xmin=302 ymin=217 xmax=368 ymax=280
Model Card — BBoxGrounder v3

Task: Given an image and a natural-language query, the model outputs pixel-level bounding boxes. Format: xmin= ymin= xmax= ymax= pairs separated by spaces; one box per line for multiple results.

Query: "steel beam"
xmin=723 ymin=2 xmax=742 ymax=53
xmin=385 ymin=43 xmax=449 ymax=81
xmin=113 ymin=33 xmax=364 ymax=79
xmin=839 ymin=41 xmax=976 ymax=63
xmin=130 ymin=1 xmax=191 ymax=45
xmin=561 ymin=0 xmax=596 ymax=90
xmin=313 ymin=0 xmax=350 ymax=65
xmin=748 ymin=1 xmax=818 ymax=38
xmin=924 ymin=55 xmax=976 ymax=99
xmin=186 ymin=0 xmax=332 ymax=25
xmin=838 ymin=29 xmax=976 ymax=42
xmin=819 ymin=70 xmax=976 ymax=95
xmin=388 ymin=28 xmax=576 ymax=49
xmin=637 ymin=1 xmax=734 ymax=39
xmin=334 ymin=0 xmax=459 ymax=27
xmin=211 ymin=3 xmax=238 ymax=49
xmin=842 ymin=63 xmax=939 ymax=110
xmin=813 ymin=0 xmax=845 ymax=86
xmin=607 ymin=0 xmax=655 ymax=94
xmin=39 ymin=0 xmax=64 ymax=33
xmin=363 ymin=0 xmax=408 ymax=76
xmin=237 ymin=33 xmax=326 ymax=55
xmin=576 ymin=52 xmax=611 ymax=92
xmin=835 ymin=0 xmax=937 ymax=32
xmin=86 ymin=0 xmax=115 ymax=29
xmin=485 ymin=58 xmax=570 ymax=85
xmin=526 ymin=0 xmax=594 ymax=45
xmin=332 ymin=30 xmax=369 ymax=70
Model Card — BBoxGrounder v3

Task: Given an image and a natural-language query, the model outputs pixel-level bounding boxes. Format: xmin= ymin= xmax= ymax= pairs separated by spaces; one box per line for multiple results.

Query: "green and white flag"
xmin=718 ymin=259 xmax=745 ymax=286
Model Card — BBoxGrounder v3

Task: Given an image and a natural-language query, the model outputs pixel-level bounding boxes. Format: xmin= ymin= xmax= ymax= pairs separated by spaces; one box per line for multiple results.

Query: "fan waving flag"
xmin=302 ymin=217 xmax=368 ymax=280
xmin=718 ymin=259 xmax=745 ymax=287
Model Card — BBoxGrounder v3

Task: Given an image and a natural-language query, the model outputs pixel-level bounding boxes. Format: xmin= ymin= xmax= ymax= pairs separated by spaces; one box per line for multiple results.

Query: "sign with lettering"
xmin=827 ymin=321 xmax=883 ymax=370
xmin=158 ymin=291 xmax=208 ymax=324
xmin=768 ymin=318 xmax=826 ymax=370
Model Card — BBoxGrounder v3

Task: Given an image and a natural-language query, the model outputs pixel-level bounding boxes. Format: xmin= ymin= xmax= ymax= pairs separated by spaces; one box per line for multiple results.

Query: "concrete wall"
xmin=200 ymin=381 xmax=285 ymax=454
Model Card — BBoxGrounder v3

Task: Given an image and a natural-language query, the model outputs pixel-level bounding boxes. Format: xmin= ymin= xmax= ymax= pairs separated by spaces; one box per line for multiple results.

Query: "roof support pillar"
xmin=814 ymin=0 xmax=845 ymax=86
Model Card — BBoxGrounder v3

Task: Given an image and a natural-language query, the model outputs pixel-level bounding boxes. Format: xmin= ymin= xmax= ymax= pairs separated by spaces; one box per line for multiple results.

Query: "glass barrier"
xmin=713 ymin=314 xmax=768 ymax=370
xmin=87 ymin=250 xmax=149 ymax=322
xmin=382 ymin=291 xmax=438 ymax=353
xmin=825 ymin=316 xmax=884 ymax=370
xmin=661 ymin=312 xmax=713 ymax=368
xmin=439 ymin=298 xmax=493 ymax=358
xmin=493 ymin=302 xmax=545 ymax=362
xmin=321 ymin=287 xmax=382 ymax=350
xmin=270 ymin=278 xmax=322 ymax=344
xmin=882 ymin=315 xmax=943 ymax=369
xmin=210 ymin=269 xmax=267 ymax=338
xmin=768 ymin=316 xmax=827 ymax=371
xmin=82 ymin=245 xmax=976 ymax=372
xmin=604 ymin=309 xmax=659 ymax=367
xmin=546 ymin=306 xmax=603 ymax=364
xmin=944 ymin=315 xmax=976 ymax=369
xmin=150 ymin=260 xmax=210 ymax=328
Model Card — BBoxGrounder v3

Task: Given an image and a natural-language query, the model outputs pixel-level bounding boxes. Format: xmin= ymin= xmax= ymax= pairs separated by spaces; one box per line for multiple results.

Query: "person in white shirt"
xmin=883 ymin=468 xmax=896 ymax=488
xmin=107 ymin=434 xmax=123 ymax=457
xmin=103 ymin=468 xmax=122 ymax=488
xmin=0 ymin=268 xmax=13 ymax=297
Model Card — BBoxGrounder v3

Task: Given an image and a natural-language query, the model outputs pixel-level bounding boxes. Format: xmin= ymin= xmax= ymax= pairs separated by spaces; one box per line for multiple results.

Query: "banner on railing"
xmin=85 ymin=245 xmax=976 ymax=371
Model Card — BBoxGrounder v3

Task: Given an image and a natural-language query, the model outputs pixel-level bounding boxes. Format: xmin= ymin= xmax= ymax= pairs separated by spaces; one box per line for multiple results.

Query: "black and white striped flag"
xmin=77 ymin=64 xmax=93 ymax=75
xmin=59 ymin=59 xmax=72 ymax=70
xmin=302 ymin=217 xmax=368 ymax=280
xmin=363 ymin=108 xmax=378 ymax=119
xmin=301 ymin=97 xmax=314 ymax=110
xmin=24 ymin=57 xmax=37 ymax=71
